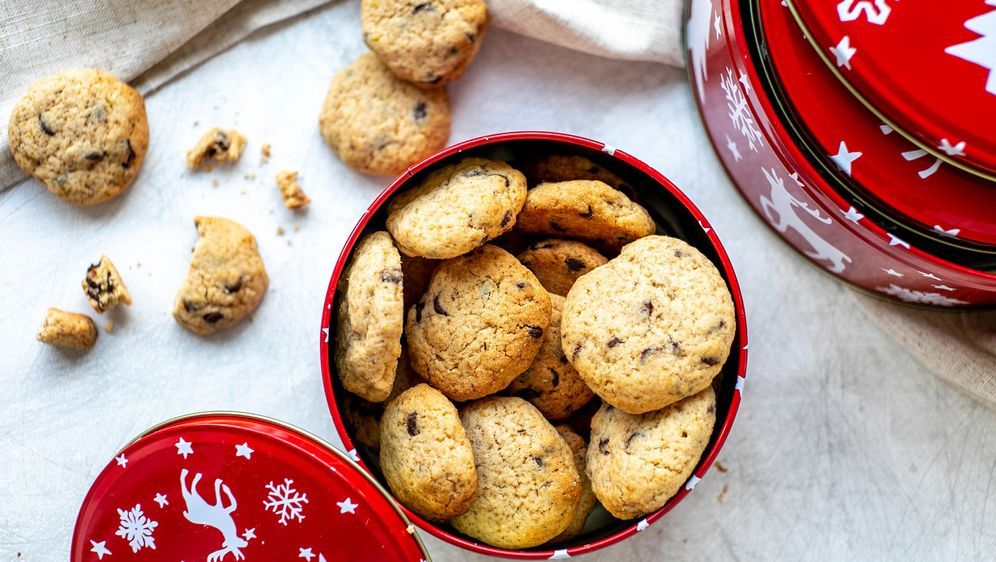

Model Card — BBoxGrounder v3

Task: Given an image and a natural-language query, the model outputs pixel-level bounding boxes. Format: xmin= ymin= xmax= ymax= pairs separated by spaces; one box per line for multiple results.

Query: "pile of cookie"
xmin=335 ymin=154 xmax=736 ymax=549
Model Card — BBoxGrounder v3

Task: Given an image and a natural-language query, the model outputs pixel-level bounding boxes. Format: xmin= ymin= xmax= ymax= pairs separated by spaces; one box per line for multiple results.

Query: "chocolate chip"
xmin=500 ymin=211 xmax=512 ymax=227
xmin=85 ymin=150 xmax=106 ymax=162
xmin=549 ymin=221 xmax=566 ymax=232
xmin=707 ymin=404 xmax=716 ymax=414
xmin=432 ymin=294 xmax=448 ymax=316
xmin=203 ymin=312 xmax=224 ymax=323
xmin=447 ymin=46 xmax=459 ymax=56
xmin=38 ymin=116 xmax=54 ymax=135
xmin=640 ymin=346 xmax=661 ymax=362
xmin=533 ymin=456 xmax=544 ymax=467
xmin=224 ymin=277 xmax=243 ymax=294
xmin=717 ymin=319 xmax=727 ymax=330
xmin=465 ymin=32 xmax=476 ymax=42
xmin=122 ymin=140 xmax=135 ymax=169
xmin=642 ymin=301 xmax=654 ymax=315
xmin=572 ymin=343 xmax=583 ymax=359
xmin=669 ymin=339 xmax=683 ymax=356
xmin=579 ymin=205 xmax=594 ymax=218
xmin=565 ymin=257 xmax=587 ymax=271
xmin=607 ymin=336 xmax=623 ymax=348
xmin=515 ymin=281 xmax=526 ymax=289
xmin=701 ymin=356 xmax=721 ymax=366
xmin=625 ymin=431 xmax=642 ymax=450
xmin=214 ymin=131 xmax=231 ymax=151
xmin=549 ymin=368 xmax=559 ymax=388
xmin=681 ymin=431 xmax=689 ymax=438
xmin=381 ymin=268 xmax=403 ymax=283
xmin=183 ymin=300 xmax=198 ymax=312
xmin=674 ymin=249 xmax=685 ymax=257
xmin=406 ymin=412 xmax=420 ymax=436
xmin=413 ymin=102 xmax=427 ymax=122
xmin=598 ymin=437 xmax=610 ymax=455
xmin=527 ymin=325 xmax=543 ymax=338
xmin=412 ymin=2 xmax=433 ymax=13
xmin=415 ymin=301 xmax=426 ymax=322
xmin=559 ymin=354 xmax=568 ymax=364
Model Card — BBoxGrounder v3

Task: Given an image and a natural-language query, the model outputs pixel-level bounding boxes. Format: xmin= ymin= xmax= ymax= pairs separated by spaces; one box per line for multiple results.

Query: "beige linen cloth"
xmin=1 ymin=0 xmax=992 ymax=406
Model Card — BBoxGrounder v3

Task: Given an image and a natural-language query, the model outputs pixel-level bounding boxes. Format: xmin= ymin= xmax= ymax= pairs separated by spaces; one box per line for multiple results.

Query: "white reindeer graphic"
xmin=759 ymin=167 xmax=852 ymax=273
xmin=180 ymin=469 xmax=248 ymax=562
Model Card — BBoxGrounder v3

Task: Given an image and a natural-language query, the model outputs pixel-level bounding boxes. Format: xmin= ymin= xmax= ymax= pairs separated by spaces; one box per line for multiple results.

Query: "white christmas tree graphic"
xmin=945 ymin=0 xmax=996 ymax=95
xmin=263 ymin=478 xmax=309 ymax=525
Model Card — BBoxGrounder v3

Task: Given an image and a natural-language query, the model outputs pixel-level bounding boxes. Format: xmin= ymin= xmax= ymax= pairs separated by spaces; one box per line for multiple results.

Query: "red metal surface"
xmin=72 ymin=413 xmax=429 ymax=562
xmin=689 ymin=0 xmax=996 ymax=307
xmin=319 ymin=131 xmax=749 ymax=558
xmin=762 ymin=0 xmax=996 ymax=248
xmin=787 ymin=0 xmax=996 ymax=180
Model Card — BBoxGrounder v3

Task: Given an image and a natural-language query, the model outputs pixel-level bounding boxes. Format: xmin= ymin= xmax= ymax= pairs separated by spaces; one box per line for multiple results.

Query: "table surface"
xmin=2 ymin=2 xmax=995 ymax=561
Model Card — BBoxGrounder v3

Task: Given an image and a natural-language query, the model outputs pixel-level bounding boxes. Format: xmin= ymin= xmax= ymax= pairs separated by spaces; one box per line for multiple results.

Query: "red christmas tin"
xmin=320 ymin=131 xmax=749 ymax=558
xmin=760 ymin=0 xmax=996 ymax=252
xmin=72 ymin=413 xmax=430 ymax=561
xmin=786 ymin=0 xmax=996 ymax=180
xmin=687 ymin=0 xmax=996 ymax=306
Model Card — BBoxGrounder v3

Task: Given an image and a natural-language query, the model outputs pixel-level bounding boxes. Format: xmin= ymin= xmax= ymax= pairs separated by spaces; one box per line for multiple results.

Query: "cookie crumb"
xmin=276 ymin=170 xmax=310 ymax=209
xmin=37 ymin=308 xmax=97 ymax=350
xmin=82 ymin=256 xmax=132 ymax=313
xmin=186 ymin=127 xmax=247 ymax=170
xmin=104 ymin=320 xmax=114 ymax=333
xmin=717 ymin=483 xmax=729 ymax=503
xmin=276 ymin=226 xmax=285 ymax=236
xmin=260 ymin=143 xmax=271 ymax=164
xmin=286 ymin=239 xmax=293 ymax=247
xmin=292 ymin=223 xmax=301 ymax=233
xmin=211 ymin=179 xmax=219 ymax=188
xmin=715 ymin=461 xmax=728 ymax=473
xmin=244 ymin=172 xmax=256 ymax=181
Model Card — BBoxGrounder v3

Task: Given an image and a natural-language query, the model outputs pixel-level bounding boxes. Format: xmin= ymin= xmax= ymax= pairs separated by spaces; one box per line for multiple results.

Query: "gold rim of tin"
xmin=122 ymin=410 xmax=433 ymax=562
xmin=752 ymin=0 xmax=996 ymax=263
xmin=785 ymin=0 xmax=996 ymax=184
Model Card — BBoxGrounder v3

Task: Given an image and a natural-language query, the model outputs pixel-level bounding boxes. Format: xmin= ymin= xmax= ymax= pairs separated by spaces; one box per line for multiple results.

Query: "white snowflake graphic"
xmin=720 ymin=67 xmax=763 ymax=153
xmin=115 ymin=504 xmax=158 ymax=552
xmin=263 ymin=478 xmax=309 ymax=525
xmin=876 ymin=284 xmax=968 ymax=306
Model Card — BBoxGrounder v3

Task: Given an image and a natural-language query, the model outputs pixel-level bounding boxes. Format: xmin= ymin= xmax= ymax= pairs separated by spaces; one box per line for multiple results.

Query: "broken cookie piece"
xmin=82 ymin=255 xmax=132 ymax=313
xmin=275 ymin=170 xmax=310 ymax=209
xmin=185 ymin=127 xmax=247 ymax=170
xmin=37 ymin=308 xmax=97 ymax=350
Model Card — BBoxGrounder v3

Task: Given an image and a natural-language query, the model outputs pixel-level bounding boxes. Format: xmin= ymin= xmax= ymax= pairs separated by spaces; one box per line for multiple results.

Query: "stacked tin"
xmin=687 ymin=0 xmax=996 ymax=307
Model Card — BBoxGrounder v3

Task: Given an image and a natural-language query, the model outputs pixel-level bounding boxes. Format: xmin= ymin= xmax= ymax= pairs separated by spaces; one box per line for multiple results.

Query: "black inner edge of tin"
xmin=746 ymin=0 xmax=996 ymax=270
xmin=328 ymin=138 xmax=743 ymax=552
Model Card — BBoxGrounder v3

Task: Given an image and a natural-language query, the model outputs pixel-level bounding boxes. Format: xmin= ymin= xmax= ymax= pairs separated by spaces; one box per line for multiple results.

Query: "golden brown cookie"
xmin=522 ymin=154 xmax=636 ymax=198
xmin=8 ymin=68 xmax=148 ymax=205
xmin=517 ymin=239 xmax=608 ymax=297
xmin=186 ymin=127 xmax=246 ymax=170
xmin=275 ymin=170 xmax=310 ymax=209
xmin=339 ymin=347 xmax=422 ymax=452
xmin=37 ymin=308 xmax=97 ymax=350
xmin=82 ymin=255 xmax=132 ymax=313
xmin=451 ymin=397 xmax=581 ymax=548
xmin=551 ymin=425 xmax=598 ymax=542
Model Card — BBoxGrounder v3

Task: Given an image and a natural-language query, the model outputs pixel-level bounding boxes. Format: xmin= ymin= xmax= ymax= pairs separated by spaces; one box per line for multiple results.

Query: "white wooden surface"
xmin=1 ymin=2 xmax=994 ymax=560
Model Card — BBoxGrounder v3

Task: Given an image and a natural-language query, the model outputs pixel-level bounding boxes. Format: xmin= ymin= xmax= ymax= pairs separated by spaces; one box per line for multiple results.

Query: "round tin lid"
xmin=786 ymin=0 xmax=996 ymax=180
xmin=72 ymin=413 xmax=430 ymax=562
xmin=762 ymin=0 xmax=996 ymax=249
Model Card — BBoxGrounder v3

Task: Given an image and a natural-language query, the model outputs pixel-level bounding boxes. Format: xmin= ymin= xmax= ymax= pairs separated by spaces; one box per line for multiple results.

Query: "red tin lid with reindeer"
xmin=763 ymin=0 xmax=996 ymax=248
xmin=72 ymin=413 xmax=429 ymax=562
xmin=786 ymin=0 xmax=996 ymax=180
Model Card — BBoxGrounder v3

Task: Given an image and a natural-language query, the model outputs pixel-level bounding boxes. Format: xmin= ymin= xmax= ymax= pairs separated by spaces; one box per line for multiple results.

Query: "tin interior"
xmin=746 ymin=0 xmax=996 ymax=271
xmin=325 ymin=137 xmax=744 ymax=556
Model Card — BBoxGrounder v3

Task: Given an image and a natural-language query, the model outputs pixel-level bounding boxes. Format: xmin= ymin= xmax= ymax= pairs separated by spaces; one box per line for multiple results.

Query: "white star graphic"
xmin=725 ymin=135 xmax=742 ymax=162
xmin=932 ymin=225 xmax=961 ymax=237
xmin=242 ymin=528 xmax=256 ymax=541
xmin=90 ymin=540 xmax=111 ymax=559
xmin=347 ymin=448 xmax=360 ymax=462
xmin=918 ymin=271 xmax=941 ymax=281
xmin=337 ymin=497 xmax=358 ymax=514
xmin=685 ymin=475 xmax=702 ymax=490
xmin=154 ymin=492 xmax=168 ymax=508
xmin=714 ymin=12 xmax=722 ymax=39
xmin=235 ymin=442 xmax=254 ymax=460
xmin=115 ymin=454 xmax=128 ymax=467
xmin=299 ymin=547 xmax=315 ymax=560
xmin=882 ymin=268 xmax=904 ymax=278
xmin=938 ymin=138 xmax=967 ymax=156
xmin=829 ymin=36 xmax=857 ymax=69
xmin=842 ymin=206 xmax=864 ymax=223
xmin=175 ymin=437 xmax=193 ymax=459
xmin=879 ymin=123 xmax=893 ymax=135
xmin=830 ymin=141 xmax=862 ymax=176
xmin=738 ymin=71 xmax=751 ymax=94
xmin=549 ymin=549 xmax=570 ymax=560
xmin=699 ymin=220 xmax=711 ymax=234
xmin=887 ymin=234 xmax=910 ymax=249
xmin=933 ymin=284 xmax=956 ymax=292
xmin=322 ymin=327 xmax=330 ymax=343
xmin=636 ymin=519 xmax=650 ymax=532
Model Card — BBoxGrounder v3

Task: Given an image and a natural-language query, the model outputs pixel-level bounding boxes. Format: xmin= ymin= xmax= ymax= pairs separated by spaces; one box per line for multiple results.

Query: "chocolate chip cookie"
xmin=319 ymin=52 xmax=450 ymax=176
xmin=380 ymin=384 xmax=477 ymax=521
xmin=172 ymin=217 xmax=268 ymax=335
xmin=405 ymin=245 xmax=551 ymax=401
xmin=82 ymin=255 xmax=131 ymax=313
xmin=451 ymin=397 xmax=581 ymax=549
xmin=335 ymin=231 xmax=405 ymax=402
xmin=507 ymin=294 xmax=594 ymax=420
xmin=362 ymin=0 xmax=490 ymax=88
xmin=587 ymin=387 xmax=716 ymax=519
xmin=551 ymin=425 xmax=597 ymax=542
xmin=516 ymin=180 xmax=656 ymax=247
xmin=340 ymin=346 xmax=422 ymax=451
xmin=386 ymin=158 xmax=527 ymax=259
xmin=522 ymin=154 xmax=636 ymax=199
xmin=186 ymin=127 xmax=246 ymax=170
xmin=8 ymin=68 xmax=149 ymax=205
xmin=561 ymin=235 xmax=735 ymax=414
xmin=517 ymin=239 xmax=608 ymax=297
